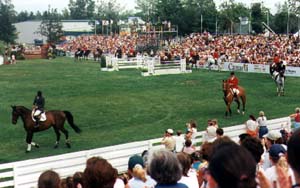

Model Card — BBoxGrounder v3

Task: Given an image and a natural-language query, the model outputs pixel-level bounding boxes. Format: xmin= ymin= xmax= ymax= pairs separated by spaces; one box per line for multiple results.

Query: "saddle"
xmin=31 ymin=109 xmax=47 ymax=122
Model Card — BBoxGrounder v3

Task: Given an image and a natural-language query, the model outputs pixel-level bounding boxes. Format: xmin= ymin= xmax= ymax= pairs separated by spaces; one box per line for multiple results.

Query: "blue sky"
xmin=12 ymin=0 xmax=283 ymax=14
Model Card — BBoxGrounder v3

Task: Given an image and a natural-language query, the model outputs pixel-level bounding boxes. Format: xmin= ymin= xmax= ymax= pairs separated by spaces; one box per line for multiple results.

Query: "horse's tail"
xmin=63 ymin=111 xmax=82 ymax=134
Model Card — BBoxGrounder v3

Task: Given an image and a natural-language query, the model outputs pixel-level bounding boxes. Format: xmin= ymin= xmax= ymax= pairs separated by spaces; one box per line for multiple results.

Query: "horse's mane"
xmin=14 ymin=105 xmax=31 ymax=112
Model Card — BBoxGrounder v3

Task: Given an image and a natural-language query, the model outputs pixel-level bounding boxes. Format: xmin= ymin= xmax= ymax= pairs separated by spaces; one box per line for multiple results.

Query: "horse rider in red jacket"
xmin=227 ymin=71 xmax=239 ymax=97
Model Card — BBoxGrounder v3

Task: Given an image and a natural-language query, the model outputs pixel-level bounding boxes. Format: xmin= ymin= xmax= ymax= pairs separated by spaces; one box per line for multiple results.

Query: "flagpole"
xmin=95 ymin=20 xmax=96 ymax=35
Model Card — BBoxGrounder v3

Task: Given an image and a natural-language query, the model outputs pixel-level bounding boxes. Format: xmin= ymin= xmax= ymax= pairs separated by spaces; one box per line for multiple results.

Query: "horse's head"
xmin=222 ymin=80 xmax=229 ymax=90
xmin=11 ymin=105 xmax=19 ymax=124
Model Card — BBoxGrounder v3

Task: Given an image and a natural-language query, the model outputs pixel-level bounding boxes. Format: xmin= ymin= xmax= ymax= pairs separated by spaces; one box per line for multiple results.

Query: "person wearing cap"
xmin=127 ymin=155 xmax=156 ymax=188
xmin=264 ymin=144 xmax=295 ymax=188
xmin=227 ymin=71 xmax=239 ymax=98
xmin=290 ymin=107 xmax=300 ymax=130
xmin=257 ymin=111 xmax=268 ymax=139
xmin=161 ymin=129 xmax=176 ymax=151
xmin=262 ymin=130 xmax=283 ymax=170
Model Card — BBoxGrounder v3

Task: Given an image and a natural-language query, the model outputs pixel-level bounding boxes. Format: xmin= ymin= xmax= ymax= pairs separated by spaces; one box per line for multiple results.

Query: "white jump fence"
xmin=142 ymin=58 xmax=191 ymax=76
xmin=0 ymin=117 xmax=291 ymax=188
xmin=102 ymin=55 xmax=152 ymax=71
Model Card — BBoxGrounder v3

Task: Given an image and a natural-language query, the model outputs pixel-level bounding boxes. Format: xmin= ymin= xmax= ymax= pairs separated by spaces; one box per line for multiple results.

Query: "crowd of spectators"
xmin=58 ymin=32 xmax=300 ymax=67
xmin=37 ymin=108 xmax=300 ymax=188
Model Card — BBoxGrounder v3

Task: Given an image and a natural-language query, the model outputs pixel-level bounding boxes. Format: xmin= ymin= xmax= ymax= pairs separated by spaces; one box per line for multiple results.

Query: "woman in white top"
xmin=245 ymin=115 xmax=258 ymax=137
xmin=257 ymin=111 xmax=268 ymax=139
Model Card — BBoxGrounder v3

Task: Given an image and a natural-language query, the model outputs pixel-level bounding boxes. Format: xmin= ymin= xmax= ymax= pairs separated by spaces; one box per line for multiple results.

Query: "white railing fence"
xmin=0 ymin=117 xmax=291 ymax=188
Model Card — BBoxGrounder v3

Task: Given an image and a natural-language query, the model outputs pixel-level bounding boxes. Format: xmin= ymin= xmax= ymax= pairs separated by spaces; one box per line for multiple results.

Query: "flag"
xmin=110 ymin=20 xmax=113 ymax=24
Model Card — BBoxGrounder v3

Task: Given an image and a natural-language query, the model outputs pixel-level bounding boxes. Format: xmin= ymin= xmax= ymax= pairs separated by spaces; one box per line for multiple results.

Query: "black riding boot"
xmin=233 ymin=93 xmax=238 ymax=100
xmin=34 ymin=117 xmax=39 ymax=127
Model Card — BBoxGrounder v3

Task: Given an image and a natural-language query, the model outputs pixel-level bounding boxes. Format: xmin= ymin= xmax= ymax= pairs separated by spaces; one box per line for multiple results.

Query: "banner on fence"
xmin=219 ymin=62 xmax=300 ymax=77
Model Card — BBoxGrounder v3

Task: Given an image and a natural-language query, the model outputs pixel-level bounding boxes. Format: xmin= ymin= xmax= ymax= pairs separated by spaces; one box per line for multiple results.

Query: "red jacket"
xmin=228 ymin=76 xmax=239 ymax=89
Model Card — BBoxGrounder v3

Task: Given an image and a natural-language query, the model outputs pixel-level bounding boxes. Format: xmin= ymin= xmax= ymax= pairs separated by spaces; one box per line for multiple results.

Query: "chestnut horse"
xmin=222 ymin=80 xmax=246 ymax=117
xmin=11 ymin=105 xmax=81 ymax=152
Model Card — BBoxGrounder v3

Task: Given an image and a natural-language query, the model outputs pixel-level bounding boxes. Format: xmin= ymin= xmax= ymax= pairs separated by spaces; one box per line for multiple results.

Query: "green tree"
xmin=36 ymin=11 xmax=43 ymax=20
xmin=251 ymin=3 xmax=264 ymax=34
xmin=95 ymin=0 xmax=121 ymax=34
xmin=38 ymin=8 xmax=63 ymax=44
xmin=69 ymin=0 xmax=95 ymax=19
xmin=0 ymin=0 xmax=17 ymax=43
xmin=86 ymin=0 xmax=95 ymax=19
xmin=218 ymin=0 xmax=249 ymax=34
xmin=135 ymin=0 xmax=156 ymax=22
xmin=16 ymin=11 xmax=29 ymax=22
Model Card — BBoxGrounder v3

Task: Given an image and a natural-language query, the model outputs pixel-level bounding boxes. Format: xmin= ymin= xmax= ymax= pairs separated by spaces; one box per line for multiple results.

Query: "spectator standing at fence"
xmin=83 ymin=157 xmax=118 ymax=188
xmin=290 ymin=107 xmax=300 ymax=130
xmin=174 ymin=130 xmax=185 ymax=152
xmin=257 ymin=111 xmax=268 ymax=139
xmin=38 ymin=170 xmax=61 ymax=188
xmin=245 ymin=115 xmax=258 ymax=137
xmin=161 ymin=129 xmax=176 ymax=151
xmin=182 ymin=139 xmax=195 ymax=154
xmin=203 ymin=125 xmax=217 ymax=143
xmin=148 ymin=149 xmax=188 ymax=188
xmin=127 ymin=154 xmax=156 ymax=188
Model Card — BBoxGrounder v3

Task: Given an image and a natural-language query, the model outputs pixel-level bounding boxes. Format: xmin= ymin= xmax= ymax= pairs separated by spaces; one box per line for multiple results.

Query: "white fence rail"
xmin=0 ymin=117 xmax=291 ymax=188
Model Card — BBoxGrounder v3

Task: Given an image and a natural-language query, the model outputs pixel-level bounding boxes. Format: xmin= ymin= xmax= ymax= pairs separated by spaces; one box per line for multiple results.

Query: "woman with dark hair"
xmin=83 ymin=157 xmax=118 ymax=188
xmin=38 ymin=170 xmax=61 ymax=188
xmin=207 ymin=143 xmax=257 ymax=188
xmin=245 ymin=115 xmax=258 ymax=137
xmin=177 ymin=152 xmax=198 ymax=188
xmin=148 ymin=149 xmax=188 ymax=188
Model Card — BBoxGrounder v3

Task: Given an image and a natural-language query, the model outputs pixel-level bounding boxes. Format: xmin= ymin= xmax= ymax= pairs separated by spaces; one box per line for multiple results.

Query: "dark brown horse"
xmin=222 ymin=80 xmax=246 ymax=117
xmin=11 ymin=105 xmax=81 ymax=152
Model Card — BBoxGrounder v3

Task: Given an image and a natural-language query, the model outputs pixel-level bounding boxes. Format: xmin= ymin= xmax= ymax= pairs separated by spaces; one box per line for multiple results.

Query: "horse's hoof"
xmin=54 ymin=145 xmax=58 ymax=149
xmin=66 ymin=143 xmax=71 ymax=148
xmin=242 ymin=112 xmax=245 ymax=115
xmin=25 ymin=150 xmax=30 ymax=153
xmin=35 ymin=144 xmax=40 ymax=148
xmin=237 ymin=110 xmax=240 ymax=114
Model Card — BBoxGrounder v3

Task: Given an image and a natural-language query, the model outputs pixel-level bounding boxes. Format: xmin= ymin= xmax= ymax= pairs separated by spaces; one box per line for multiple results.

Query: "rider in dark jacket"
xmin=33 ymin=91 xmax=45 ymax=127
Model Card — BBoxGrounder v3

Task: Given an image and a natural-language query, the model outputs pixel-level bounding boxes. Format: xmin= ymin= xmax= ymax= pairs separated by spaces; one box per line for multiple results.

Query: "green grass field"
xmin=0 ymin=57 xmax=299 ymax=163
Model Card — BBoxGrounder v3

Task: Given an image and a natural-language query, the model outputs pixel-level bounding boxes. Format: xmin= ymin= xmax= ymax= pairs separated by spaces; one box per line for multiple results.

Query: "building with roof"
xmin=14 ymin=20 xmax=93 ymax=44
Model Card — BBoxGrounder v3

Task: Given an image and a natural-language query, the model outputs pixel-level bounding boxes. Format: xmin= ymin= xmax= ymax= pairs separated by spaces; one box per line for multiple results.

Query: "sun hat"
xmin=166 ymin=129 xmax=174 ymax=134
xmin=263 ymin=130 xmax=282 ymax=141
